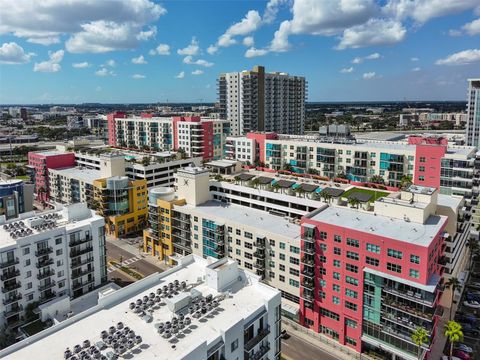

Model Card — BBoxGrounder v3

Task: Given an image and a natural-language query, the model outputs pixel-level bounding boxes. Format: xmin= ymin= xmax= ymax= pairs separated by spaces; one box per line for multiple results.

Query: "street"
xmin=106 ymin=240 xmax=164 ymax=277
xmin=281 ymin=332 xmax=340 ymax=360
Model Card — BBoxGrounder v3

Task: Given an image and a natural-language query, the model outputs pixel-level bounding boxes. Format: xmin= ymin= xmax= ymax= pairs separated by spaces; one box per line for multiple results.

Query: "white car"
xmin=463 ymin=300 xmax=480 ymax=308
xmin=441 ymin=356 xmax=461 ymax=360
xmin=455 ymin=344 xmax=473 ymax=353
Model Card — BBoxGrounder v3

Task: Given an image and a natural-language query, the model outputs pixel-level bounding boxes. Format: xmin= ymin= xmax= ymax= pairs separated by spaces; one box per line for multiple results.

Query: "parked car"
xmin=462 ymin=325 xmax=480 ymax=337
xmin=468 ymin=282 xmax=480 ymax=289
xmin=441 ymin=356 xmax=462 ymax=360
xmin=454 ymin=344 xmax=473 ymax=354
xmin=463 ymin=300 xmax=480 ymax=309
xmin=453 ymin=349 xmax=471 ymax=360
xmin=466 ymin=293 xmax=480 ymax=302
xmin=456 ymin=314 xmax=477 ymax=324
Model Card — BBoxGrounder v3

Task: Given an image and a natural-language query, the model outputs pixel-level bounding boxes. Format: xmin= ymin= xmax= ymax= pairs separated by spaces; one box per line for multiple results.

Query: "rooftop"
xmin=1 ymin=256 xmax=279 ymax=360
xmin=50 ymin=167 xmax=101 ymax=183
xmin=307 ymin=205 xmax=447 ymax=247
xmin=181 ymin=200 xmax=301 ymax=240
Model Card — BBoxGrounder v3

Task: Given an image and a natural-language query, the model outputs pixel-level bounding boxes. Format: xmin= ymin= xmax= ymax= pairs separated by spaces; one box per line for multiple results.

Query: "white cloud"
xmin=72 ymin=62 xmax=90 ymax=68
xmin=362 ymin=71 xmax=376 ymax=79
xmin=136 ymin=26 xmax=157 ymax=41
xmin=177 ymin=37 xmax=200 ymax=56
xmin=263 ymin=0 xmax=288 ymax=24
xmin=384 ymin=0 xmax=479 ymax=23
xmin=132 ymin=55 xmax=147 ymax=64
xmin=270 ymin=20 xmax=292 ymax=52
xmin=192 ymin=70 xmax=204 ymax=75
xmin=411 ymin=57 xmax=419 ymax=61
xmin=183 ymin=55 xmax=214 ymax=67
xmin=95 ymin=67 xmax=115 ymax=77
xmin=149 ymin=43 xmax=170 ymax=55
xmin=227 ymin=10 xmax=262 ymax=36
xmin=463 ymin=18 xmax=480 ymax=35
xmin=132 ymin=74 xmax=146 ymax=79
xmin=350 ymin=53 xmax=381 ymax=64
xmin=448 ymin=29 xmax=462 ymax=37
xmin=218 ymin=34 xmax=236 ymax=47
xmin=245 ymin=47 xmax=268 ymax=58
xmin=243 ymin=36 xmax=255 ymax=47
xmin=365 ymin=52 xmax=381 ymax=60
xmin=175 ymin=71 xmax=185 ymax=79
xmin=106 ymin=59 xmax=115 ymax=67
xmin=411 ymin=67 xmax=421 ymax=71
xmin=207 ymin=45 xmax=218 ymax=55
xmin=337 ymin=19 xmax=406 ymax=49
xmin=33 ymin=49 xmax=64 ymax=72
xmin=0 ymin=42 xmax=34 ymax=64
xmin=340 ymin=67 xmax=354 ymax=73
xmin=351 ymin=57 xmax=362 ymax=64
xmin=435 ymin=49 xmax=480 ymax=65
xmin=0 ymin=0 xmax=166 ymax=51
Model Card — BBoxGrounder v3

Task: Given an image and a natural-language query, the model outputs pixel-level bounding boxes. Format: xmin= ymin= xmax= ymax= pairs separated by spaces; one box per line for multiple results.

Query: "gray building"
xmin=466 ymin=78 xmax=480 ymax=147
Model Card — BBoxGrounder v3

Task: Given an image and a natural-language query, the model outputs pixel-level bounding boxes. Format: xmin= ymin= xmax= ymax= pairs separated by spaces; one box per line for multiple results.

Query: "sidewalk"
xmin=281 ymin=318 xmax=369 ymax=360
xmin=106 ymin=235 xmax=171 ymax=272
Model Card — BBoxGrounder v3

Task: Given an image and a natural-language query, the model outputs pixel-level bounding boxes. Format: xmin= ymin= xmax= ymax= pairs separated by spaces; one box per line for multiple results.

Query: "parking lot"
xmin=452 ymin=257 xmax=480 ymax=358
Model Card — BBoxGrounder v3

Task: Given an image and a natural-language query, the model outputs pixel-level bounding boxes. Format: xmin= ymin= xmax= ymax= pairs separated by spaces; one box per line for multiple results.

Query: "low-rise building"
xmin=0 ymin=180 xmax=34 ymax=220
xmin=0 ymin=255 xmax=282 ymax=360
xmin=0 ymin=203 xmax=106 ymax=333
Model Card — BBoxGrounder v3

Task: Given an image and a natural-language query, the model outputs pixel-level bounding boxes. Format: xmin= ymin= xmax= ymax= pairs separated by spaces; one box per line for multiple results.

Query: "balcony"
xmin=0 ymin=257 xmax=19 ymax=269
xmin=253 ymin=250 xmax=266 ymax=259
xmin=39 ymin=291 xmax=56 ymax=304
xmin=35 ymin=247 xmax=53 ymax=257
xmin=69 ymin=236 xmax=92 ymax=247
xmin=246 ymin=342 xmax=270 ymax=360
xmin=71 ymin=257 xmax=94 ymax=269
xmin=36 ymin=258 xmax=54 ymax=268
xmin=70 ymin=246 xmax=93 ymax=258
xmin=301 ymin=278 xmax=314 ymax=290
xmin=1 ymin=269 xmax=20 ymax=281
xmin=254 ymin=261 xmax=265 ymax=270
xmin=3 ymin=293 xmax=22 ymax=305
xmin=72 ymin=278 xmax=95 ymax=290
xmin=302 ymin=246 xmax=315 ymax=255
xmin=383 ymin=286 xmax=436 ymax=307
xmin=3 ymin=304 xmax=23 ymax=318
xmin=301 ymin=269 xmax=314 ymax=278
xmin=255 ymin=240 xmax=266 ymax=249
xmin=37 ymin=269 xmax=55 ymax=280
xmin=244 ymin=326 xmax=271 ymax=351
xmin=2 ymin=281 xmax=21 ymax=293
xmin=72 ymin=268 xmax=94 ymax=280
xmin=38 ymin=280 xmax=56 ymax=292
xmin=301 ymin=256 xmax=315 ymax=266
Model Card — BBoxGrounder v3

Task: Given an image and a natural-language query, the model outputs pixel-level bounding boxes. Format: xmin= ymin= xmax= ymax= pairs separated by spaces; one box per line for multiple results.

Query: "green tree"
xmin=295 ymin=187 xmax=306 ymax=198
xmin=400 ymin=175 xmax=413 ymax=190
xmin=141 ymin=157 xmax=151 ymax=167
xmin=348 ymin=196 xmax=360 ymax=209
xmin=445 ymin=277 xmax=461 ymax=320
xmin=369 ymin=175 xmax=385 ymax=184
xmin=283 ymin=162 xmax=293 ymax=172
xmin=411 ymin=327 xmax=429 ymax=360
xmin=444 ymin=321 xmax=463 ymax=360
xmin=320 ymin=191 xmax=332 ymax=204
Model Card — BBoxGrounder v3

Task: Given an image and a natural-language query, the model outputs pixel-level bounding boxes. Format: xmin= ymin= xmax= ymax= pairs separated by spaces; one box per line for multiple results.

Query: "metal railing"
xmin=244 ymin=325 xmax=271 ymax=351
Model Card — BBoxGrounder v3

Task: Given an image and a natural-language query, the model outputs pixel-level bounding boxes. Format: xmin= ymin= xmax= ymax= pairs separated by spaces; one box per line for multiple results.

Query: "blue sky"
xmin=0 ymin=0 xmax=479 ymax=104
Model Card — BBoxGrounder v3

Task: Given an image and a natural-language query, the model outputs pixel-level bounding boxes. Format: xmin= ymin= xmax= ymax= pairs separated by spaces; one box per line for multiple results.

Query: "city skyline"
xmin=0 ymin=0 xmax=480 ymax=104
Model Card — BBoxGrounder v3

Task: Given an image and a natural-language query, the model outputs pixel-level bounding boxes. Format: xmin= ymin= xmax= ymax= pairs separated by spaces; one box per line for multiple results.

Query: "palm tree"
xmin=283 ymin=162 xmax=293 ymax=172
xmin=296 ymin=187 xmax=306 ymax=198
xmin=369 ymin=175 xmax=385 ymax=184
xmin=321 ymin=191 xmax=332 ymax=204
xmin=177 ymin=147 xmax=187 ymax=160
xmin=272 ymin=182 xmax=281 ymax=193
xmin=348 ymin=196 xmax=360 ymax=209
xmin=400 ymin=175 xmax=413 ymax=190
xmin=445 ymin=277 xmax=461 ymax=320
xmin=411 ymin=327 xmax=429 ymax=360
xmin=141 ymin=157 xmax=151 ymax=167
xmin=444 ymin=321 xmax=463 ymax=360
xmin=37 ymin=186 xmax=46 ymax=202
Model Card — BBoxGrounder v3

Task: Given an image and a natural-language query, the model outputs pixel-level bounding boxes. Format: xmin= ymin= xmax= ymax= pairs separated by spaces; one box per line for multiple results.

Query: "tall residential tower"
xmin=218 ymin=66 xmax=306 ymax=136
xmin=466 ymin=78 xmax=480 ymax=147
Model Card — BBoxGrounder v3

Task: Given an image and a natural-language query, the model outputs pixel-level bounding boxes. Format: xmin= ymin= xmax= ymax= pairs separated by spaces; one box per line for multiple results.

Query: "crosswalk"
xmin=107 ymin=255 xmax=142 ymax=273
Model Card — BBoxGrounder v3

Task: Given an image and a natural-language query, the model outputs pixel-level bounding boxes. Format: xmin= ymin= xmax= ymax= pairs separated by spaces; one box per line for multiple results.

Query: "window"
xmin=26 ymin=270 xmax=31 ymax=278
xmin=319 ymin=291 xmax=326 ymax=299
xmin=333 ymin=272 xmax=340 ymax=280
xmin=236 ymin=229 xmax=241 ymax=235
xmin=321 ymin=308 xmax=339 ymax=321
xmin=55 ymin=237 xmax=62 ymax=245
xmin=319 ymin=279 xmax=326 ymax=287
xmin=57 ymin=260 xmax=63 ymax=267
xmin=366 ymin=243 xmax=380 ymax=254
xmin=334 ymin=247 xmax=341 ymax=255
xmin=290 ymin=245 xmax=300 ymax=254
xmin=409 ymin=269 xmax=420 ymax=278
xmin=346 ymin=238 xmax=359 ymax=247
xmin=289 ymin=268 xmax=299 ymax=276
xmin=244 ymin=231 xmax=252 ymax=239
xmin=346 ymin=319 xmax=357 ymax=329
xmin=345 ymin=301 xmax=357 ymax=311
xmin=245 ymin=253 xmax=253 ymax=260
xmin=346 ymin=264 xmax=358 ymax=273
xmin=346 ymin=337 xmax=357 ymax=346
xmin=320 ymin=244 xmax=327 ymax=251
xmin=236 ymin=239 xmax=241 ymax=245
xmin=245 ymin=263 xmax=253 ymax=270
xmin=333 ymin=284 xmax=340 ymax=292
xmin=319 ymin=231 xmax=327 ymax=240
xmin=365 ymin=256 xmax=379 ymax=267
xmin=333 ymin=260 xmax=341 ymax=268
xmin=319 ymin=268 xmax=326 ymax=275
xmin=56 ymin=249 xmax=63 ymax=256
xmin=333 ymin=296 xmax=340 ymax=305
xmin=245 ymin=242 xmax=253 ymax=250
xmin=279 ymin=242 xmax=286 ymax=250
xmin=289 ymin=279 xmax=299 ymax=288
xmin=279 ymin=264 xmax=285 ymax=271
xmin=23 ymin=247 xmax=30 ymax=255
xmin=279 ymin=275 xmax=285 ymax=282
xmin=279 ymin=254 xmax=285 ymax=261
xmin=319 ymin=255 xmax=326 ymax=263
xmin=58 ymin=270 xmax=64 ymax=277
xmin=419 ymin=157 xmax=426 ymax=163
xmin=236 ymin=249 xmax=241 ymax=256
xmin=269 ymin=239 xmax=275 ymax=246
xmin=25 ymin=259 xmax=30 ymax=266
xmin=334 ymin=235 xmax=342 ymax=243
xmin=194 ymin=225 xmax=198 ymax=231
xmin=289 ymin=257 xmax=299 ymax=265
xmin=418 ymin=176 xmax=425 ymax=181
xmin=227 ymin=226 xmax=232 ymax=233
xmin=345 ymin=289 xmax=358 ymax=299
xmin=387 ymin=249 xmax=403 ymax=259
xmin=26 ymin=282 xmax=32 ymax=289
xmin=231 ymin=339 xmax=238 ymax=352
xmin=345 ymin=276 xmax=358 ymax=286
xmin=410 ymin=254 xmax=420 ymax=264
xmin=346 ymin=251 xmax=359 ymax=260
xmin=387 ymin=262 xmax=402 ymax=273
xmin=419 ymin=166 xmax=425 ymax=172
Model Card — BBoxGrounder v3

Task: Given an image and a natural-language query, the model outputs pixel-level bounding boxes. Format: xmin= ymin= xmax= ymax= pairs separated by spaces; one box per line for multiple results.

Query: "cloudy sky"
xmin=0 ymin=0 xmax=479 ymax=104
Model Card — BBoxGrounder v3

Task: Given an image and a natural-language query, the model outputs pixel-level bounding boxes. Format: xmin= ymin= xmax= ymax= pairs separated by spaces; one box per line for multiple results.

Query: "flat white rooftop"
xmin=182 ymin=200 xmax=301 ymax=240
xmin=308 ymin=205 xmax=447 ymax=247
xmin=1 ymin=256 xmax=278 ymax=360
xmin=51 ymin=166 xmax=101 ymax=183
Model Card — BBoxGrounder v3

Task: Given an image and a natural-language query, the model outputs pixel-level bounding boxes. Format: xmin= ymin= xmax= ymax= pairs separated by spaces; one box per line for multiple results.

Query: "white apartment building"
xmin=225 ymin=136 xmax=256 ymax=163
xmin=48 ymin=167 xmax=100 ymax=205
xmin=115 ymin=116 xmax=173 ymax=151
xmin=466 ymin=78 xmax=480 ymax=147
xmin=219 ymin=66 xmax=306 ymax=136
xmin=0 ymin=203 xmax=106 ymax=332
xmin=0 ymin=255 xmax=282 ymax=360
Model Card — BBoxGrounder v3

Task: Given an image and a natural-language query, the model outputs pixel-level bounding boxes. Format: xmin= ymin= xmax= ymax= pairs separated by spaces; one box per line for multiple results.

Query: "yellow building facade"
xmin=143 ymin=197 xmax=185 ymax=264
xmin=93 ymin=177 xmax=148 ymax=238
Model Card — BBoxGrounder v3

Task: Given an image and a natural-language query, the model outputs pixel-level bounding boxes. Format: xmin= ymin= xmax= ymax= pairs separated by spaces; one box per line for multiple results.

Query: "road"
xmin=281 ymin=332 xmax=339 ymax=360
xmin=106 ymin=241 xmax=163 ymax=277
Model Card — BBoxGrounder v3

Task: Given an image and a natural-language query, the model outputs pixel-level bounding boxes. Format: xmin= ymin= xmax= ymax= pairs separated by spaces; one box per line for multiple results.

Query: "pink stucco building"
xmin=299 ymin=185 xmax=447 ymax=359
xmin=28 ymin=151 xmax=76 ymax=201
